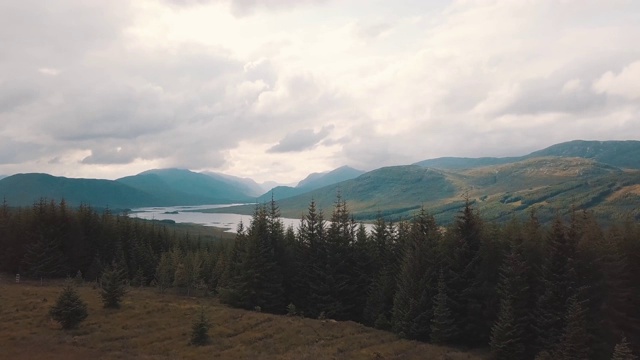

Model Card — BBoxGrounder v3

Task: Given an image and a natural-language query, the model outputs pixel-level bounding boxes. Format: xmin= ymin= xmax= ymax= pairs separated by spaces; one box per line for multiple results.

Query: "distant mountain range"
xmin=257 ymin=166 xmax=365 ymax=202
xmin=1 ymin=140 xmax=639 ymax=224
xmin=414 ymin=140 xmax=640 ymax=169
xmin=209 ymin=140 xmax=640 ymax=224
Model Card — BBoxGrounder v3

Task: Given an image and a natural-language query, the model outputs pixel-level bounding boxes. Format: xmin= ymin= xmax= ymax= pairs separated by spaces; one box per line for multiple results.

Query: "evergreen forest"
xmin=1 ymin=197 xmax=639 ymax=359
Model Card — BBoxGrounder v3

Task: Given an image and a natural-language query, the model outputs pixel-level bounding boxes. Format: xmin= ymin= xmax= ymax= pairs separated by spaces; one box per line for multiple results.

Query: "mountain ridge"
xmin=1 ymin=140 xmax=639 ymax=224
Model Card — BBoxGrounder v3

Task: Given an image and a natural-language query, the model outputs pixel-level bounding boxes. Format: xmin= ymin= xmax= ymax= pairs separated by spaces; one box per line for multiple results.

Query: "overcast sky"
xmin=1 ymin=0 xmax=639 ymax=183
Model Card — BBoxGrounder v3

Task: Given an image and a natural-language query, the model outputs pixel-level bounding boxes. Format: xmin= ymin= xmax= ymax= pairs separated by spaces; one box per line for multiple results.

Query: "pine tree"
xmin=490 ymin=248 xmax=531 ymax=360
xmin=554 ymin=295 xmax=590 ymax=360
xmin=100 ymin=262 xmax=128 ymax=308
xmin=49 ymin=283 xmax=88 ymax=329
xmin=612 ymin=336 xmax=637 ymax=360
xmin=155 ymin=252 xmax=174 ymax=293
xmin=534 ymin=216 xmax=578 ymax=353
xmin=296 ymin=199 xmax=326 ymax=317
xmin=430 ymin=269 xmax=458 ymax=344
xmin=310 ymin=195 xmax=357 ymax=320
xmin=22 ymin=237 xmax=69 ymax=279
xmin=190 ymin=307 xmax=210 ymax=346
xmin=447 ymin=199 xmax=488 ymax=345
xmin=392 ymin=208 xmax=440 ymax=341
xmin=222 ymin=205 xmax=285 ymax=313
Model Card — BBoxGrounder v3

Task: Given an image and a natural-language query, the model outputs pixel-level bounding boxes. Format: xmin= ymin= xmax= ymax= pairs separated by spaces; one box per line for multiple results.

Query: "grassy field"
xmin=1 ymin=278 xmax=486 ymax=360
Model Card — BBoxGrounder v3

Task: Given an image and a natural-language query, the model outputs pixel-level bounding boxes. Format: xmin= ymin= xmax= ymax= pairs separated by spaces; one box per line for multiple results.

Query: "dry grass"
xmin=606 ymin=184 xmax=640 ymax=202
xmin=0 ymin=278 xmax=486 ymax=360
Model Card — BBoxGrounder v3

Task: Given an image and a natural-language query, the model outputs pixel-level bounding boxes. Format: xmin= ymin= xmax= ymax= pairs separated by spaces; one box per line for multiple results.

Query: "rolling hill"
xmin=215 ymin=156 xmax=640 ymax=225
xmin=0 ymin=173 xmax=157 ymax=209
xmin=414 ymin=140 xmax=640 ymax=170
xmin=202 ymin=171 xmax=265 ymax=197
xmin=0 ymin=169 xmax=257 ymax=208
xmin=2 ymin=140 xmax=639 ymax=225
xmin=117 ymin=168 xmax=254 ymax=205
xmin=257 ymin=166 xmax=364 ymax=202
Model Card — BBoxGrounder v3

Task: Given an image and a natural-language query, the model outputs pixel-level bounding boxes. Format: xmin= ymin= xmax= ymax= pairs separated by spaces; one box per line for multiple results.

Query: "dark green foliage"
xmin=155 ymin=252 xmax=174 ymax=293
xmin=2 ymin=195 xmax=640 ymax=356
xmin=392 ymin=209 xmax=439 ymax=341
xmin=100 ymin=262 xmax=128 ymax=309
xmin=490 ymin=248 xmax=531 ymax=360
xmin=445 ymin=199 xmax=490 ymax=346
xmin=220 ymin=205 xmax=285 ymax=313
xmin=22 ymin=238 xmax=69 ymax=279
xmin=364 ymin=217 xmax=399 ymax=328
xmin=553 ymin=296 xmax=590 ymax=360
xmin=430 ymin=270 xmax=458 ymax=345
xmin=190 ymin=307 xmax=210 ymax=346
xmin=307 ymin=196 xmax=358 ymax=320
xmin=534 ymin=216 xmax=579 ymax=353
xmin=49 ymin=284 xmax=88 ymax=329
xmin=612 ymin=337 xmax=637 ymax=360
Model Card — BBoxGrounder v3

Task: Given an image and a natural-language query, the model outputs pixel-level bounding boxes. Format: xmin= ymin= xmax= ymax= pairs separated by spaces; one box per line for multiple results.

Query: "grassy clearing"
xmin=1 ymin=278 xmax=486 ymax=359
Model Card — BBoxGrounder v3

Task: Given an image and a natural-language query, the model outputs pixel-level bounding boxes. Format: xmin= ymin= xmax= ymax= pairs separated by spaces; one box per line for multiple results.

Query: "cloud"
xmin=1 ymin=0 xmax=640 ymax=183
xmin=267 ymin=125 xmax=333 ymax=153
xmin=354 ymin=22 xmax=393 ymax=39
xmin=227 ymin=0 xmax=328 ymax=17
xmin=593 ymin=60 xmax=640 ymax=100
xmin=81 ymin=145 xmax=139 ymax=165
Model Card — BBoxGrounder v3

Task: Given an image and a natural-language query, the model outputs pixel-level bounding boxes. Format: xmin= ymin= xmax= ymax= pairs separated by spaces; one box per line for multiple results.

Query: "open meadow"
xmin=0 ymin=278 xmax=485 ymax=360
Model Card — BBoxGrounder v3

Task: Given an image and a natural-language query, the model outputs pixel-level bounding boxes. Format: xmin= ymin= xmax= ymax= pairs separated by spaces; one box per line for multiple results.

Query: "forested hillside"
xmin=1 ymin=198 xmax=638 ymax=359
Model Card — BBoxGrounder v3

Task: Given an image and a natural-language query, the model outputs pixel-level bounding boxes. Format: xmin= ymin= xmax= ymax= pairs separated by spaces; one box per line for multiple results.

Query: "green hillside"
xmin=214 ymin=157 xmax=640 ymax=225
xmin=213 ymin=165 xmax=457 ymax=220
xmin=257 ymin=165 xmax=364 ymax=202
xmin=117 ymin=168 xmax=253 ymax=205
xmin=0 ymin=173 xmax=157 ymax=209
xmin=524 ymin=140 xmax=640 ymax=168
xmin=415 ymin=139 xmax=640 ymax=170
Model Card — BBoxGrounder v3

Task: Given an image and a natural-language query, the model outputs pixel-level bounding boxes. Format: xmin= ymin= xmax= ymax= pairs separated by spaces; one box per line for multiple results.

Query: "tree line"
xmin=0 ymin=197 xmax=638 ymax=359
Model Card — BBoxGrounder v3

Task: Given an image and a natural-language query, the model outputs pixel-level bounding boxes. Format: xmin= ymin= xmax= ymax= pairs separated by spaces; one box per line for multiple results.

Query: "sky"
xmin=1 ymin=0 xmax=639 ymax=184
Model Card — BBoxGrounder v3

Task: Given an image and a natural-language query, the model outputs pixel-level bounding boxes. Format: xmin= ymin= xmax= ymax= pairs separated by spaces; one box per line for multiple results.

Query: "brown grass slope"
xmin=0 ymin=280 xmax=486 ymax=360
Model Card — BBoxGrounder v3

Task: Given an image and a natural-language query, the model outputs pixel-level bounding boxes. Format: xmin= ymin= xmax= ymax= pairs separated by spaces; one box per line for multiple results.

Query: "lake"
xmin=127 ymin=204 xmax=302 ymax=233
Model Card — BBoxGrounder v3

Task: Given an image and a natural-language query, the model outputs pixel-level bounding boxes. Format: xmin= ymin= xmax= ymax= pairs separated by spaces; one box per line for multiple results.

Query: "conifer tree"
xmin=554 ymin=295 xmax=590 ymax=360
xmin=49 ymin=283 xmax=88 ymax=329
xmin=155 ymin=252 xmax=174 ymax=293
xmin=190 ymin=307 xmax=210 ymax=346
xmin=446 ymin=199 xmax=488 ymax=345
xmin=364 ymin=217 xmax=398 ymax=328
xmin=612 ymin=336 xmax=637 ymax=360
xmin=22 ymin=237 xmax=69 ymax=279
xmin=100 ymin=262 xmax=128 ymax=308
xmin=218 ymin=221 xmax=247 ymax=306
xmin=223 ymin=205 xmax=285 ymax=312
xmin=490 ymin=248 xmax=531 ymax=359
xmin=310 ymin=196 xmax=357 ymax=320
xmin=392 ymin=209 xmax=439 ymax=341
xmin=534 ymin=217 xmax=579 ymax=353
xmin=296 ymin=199 xmax=326 ymax=317
xmin=430 ymin=269 xmax=458 ymax=344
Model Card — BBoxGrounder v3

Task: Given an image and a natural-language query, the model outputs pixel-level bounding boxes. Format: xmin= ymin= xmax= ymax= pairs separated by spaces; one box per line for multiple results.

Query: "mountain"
xmin=414 ymin=140 xmax=640 ymax=170
xmin=296 ymin=166 xmax=365 ymax=190
xmin=0 ymin=173 xmax=157 ymax=208
xmin=117 ymin=168 xmax=254 ymax=205
xmin=202 ymin=171 xmax=264 ymax=197
xmin=413 ymin=156 xmax=517 ymax=169
xmin=218 ymin=165 xmax=457 ymax=219
xmin=0 ymin=169 xmax=258 ymax=209
xmin=523 ymin=140 xmax=640 ymax=168
xmin=217 ymin=156 xmax=640 ymax=225
xmin=258 ymin=166 xmax=365 ymax=202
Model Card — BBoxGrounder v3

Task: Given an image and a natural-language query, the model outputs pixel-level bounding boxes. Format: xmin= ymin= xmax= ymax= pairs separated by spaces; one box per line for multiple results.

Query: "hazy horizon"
xmin=2 ymin=1 xmax=639 ymax=183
